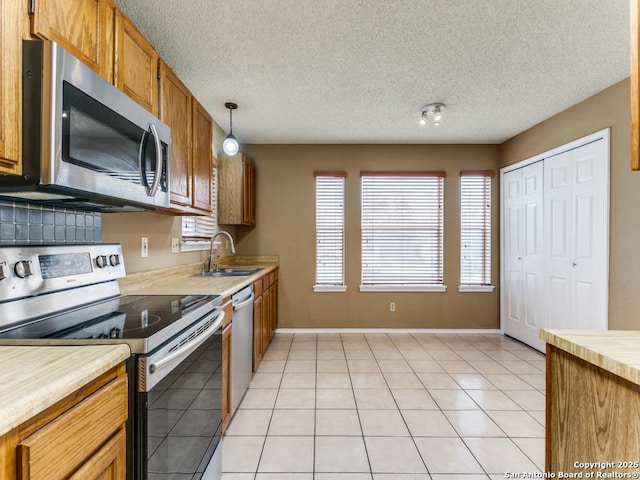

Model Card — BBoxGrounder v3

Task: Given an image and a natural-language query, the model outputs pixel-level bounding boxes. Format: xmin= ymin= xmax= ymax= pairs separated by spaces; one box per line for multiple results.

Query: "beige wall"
xmin=102 ymin=118 xmax=235 ymax=273
xmin=498 ymin=78 xmax=640 ymax=330
xmin=237 ymin=144 xmax=500 ymax=329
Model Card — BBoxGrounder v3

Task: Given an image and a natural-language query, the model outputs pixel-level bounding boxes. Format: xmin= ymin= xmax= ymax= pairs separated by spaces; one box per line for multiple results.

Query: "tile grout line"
xmin=342 ymin=332 xmax=374 ymax=479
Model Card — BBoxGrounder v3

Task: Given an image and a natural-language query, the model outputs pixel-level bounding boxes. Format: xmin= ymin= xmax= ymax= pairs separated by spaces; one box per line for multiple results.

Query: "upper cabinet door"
xmin=114 ymin=10 xmax=158 ymax=115
xmin=0 ymin=0 xmax=22 ymax=174
xmin=242 ymin=156 xmax=256 ymax=225
xmin=31 ymin=0 xmax=115 ymax=82
xmin=159 ymin=61 xmax=192 ymax=207
xmin=191 ymin=98 xmax=213 ymax=213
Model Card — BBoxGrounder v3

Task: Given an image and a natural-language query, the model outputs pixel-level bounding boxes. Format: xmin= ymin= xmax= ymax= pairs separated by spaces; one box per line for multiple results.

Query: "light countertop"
xmin=119 ymin=257 xmax=278 ymax=299
xmin=540 ymin=329 xmax=640 ymax=386
xmin=0 ymin=344 xmax=130 ymax=436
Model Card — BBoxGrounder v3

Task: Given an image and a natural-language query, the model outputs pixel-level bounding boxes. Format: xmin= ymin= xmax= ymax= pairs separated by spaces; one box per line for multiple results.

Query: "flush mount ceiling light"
xmin=419 ymin=103 xmax=445 ymax=127
xmin=222 ymin=102 xmax=239 ymax=155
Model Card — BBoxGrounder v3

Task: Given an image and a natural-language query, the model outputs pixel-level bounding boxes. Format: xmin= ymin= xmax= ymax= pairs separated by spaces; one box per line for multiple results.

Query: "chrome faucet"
xmin=208 ymin=231 xmax=237 ymax=272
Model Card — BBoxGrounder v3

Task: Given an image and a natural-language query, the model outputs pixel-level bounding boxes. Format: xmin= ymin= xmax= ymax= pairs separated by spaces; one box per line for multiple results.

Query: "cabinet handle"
xmin=572 ymin=262 xmax=577 ymax=267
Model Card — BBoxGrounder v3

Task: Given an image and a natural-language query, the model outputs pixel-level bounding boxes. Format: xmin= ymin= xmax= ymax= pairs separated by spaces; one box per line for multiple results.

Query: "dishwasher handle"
xmin=233 ymin=294 xmax=254 ymax=311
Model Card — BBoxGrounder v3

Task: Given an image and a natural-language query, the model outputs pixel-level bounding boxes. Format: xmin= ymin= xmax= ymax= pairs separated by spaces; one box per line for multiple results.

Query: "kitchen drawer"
xmin=17 ymin=375 xmax=127 ymax=480
xmin=268 ymin=271 xmax=276 ymax=286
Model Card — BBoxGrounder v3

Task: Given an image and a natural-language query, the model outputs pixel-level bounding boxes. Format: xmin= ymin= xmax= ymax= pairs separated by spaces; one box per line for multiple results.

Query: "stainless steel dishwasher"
xmin=231 ymin=285 xmax=254 ymax=413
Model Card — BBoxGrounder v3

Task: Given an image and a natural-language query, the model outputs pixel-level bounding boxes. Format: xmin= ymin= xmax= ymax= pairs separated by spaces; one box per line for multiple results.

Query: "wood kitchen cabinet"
xmin=218 ymin=153 xmax=257 ymax=226
xmin=114 ymin=10 xmax=158 ymax=115
xmin=159 ymin=61 xmax=194 ymax=208
xmin=158 ymin=62 xmax=213 ymax=215
xmin=0 ymin=0 xmax=24 ymax=175
xmin=252 ymin=278 xmax=264 ymax=370
xmin=29 ymin=0 xmax=116 ymax=82
xmin=0 ymin=363 xmax=127 ymax=480
xmin=190 ymin=98 xmax=213 ymax=213
xmin=252 ymin=269 xmax=279 ymax=371
xmin=542 ymin=330 xmax=640 ymax=474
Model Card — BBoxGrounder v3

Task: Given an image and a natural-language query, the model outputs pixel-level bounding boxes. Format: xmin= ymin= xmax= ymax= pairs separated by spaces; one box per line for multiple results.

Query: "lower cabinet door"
xmin=69 ymin=428 xmax=126 ymax=480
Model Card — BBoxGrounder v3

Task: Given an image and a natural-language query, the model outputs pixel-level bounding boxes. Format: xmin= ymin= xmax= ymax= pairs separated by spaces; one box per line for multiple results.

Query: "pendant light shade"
xmin=223 ymin=133 xmax=239 ymax=156
xmin=222 ymin=102 xmax=240 ymax=155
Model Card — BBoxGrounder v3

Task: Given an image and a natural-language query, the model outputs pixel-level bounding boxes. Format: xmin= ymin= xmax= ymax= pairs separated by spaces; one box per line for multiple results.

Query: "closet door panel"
xmin=570 ymin=141 xmax=607 ymax=330
xmin=503 ymin=169 xmax=524 ymax=338
xmin=545 ymin=152 xmax=573 ymax=329
xmin=521 ymin=161 xmax=544 ymax=349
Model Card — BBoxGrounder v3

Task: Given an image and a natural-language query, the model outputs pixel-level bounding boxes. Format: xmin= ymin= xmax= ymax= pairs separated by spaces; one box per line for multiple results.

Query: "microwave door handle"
xmin=148 ymin=123 xmax=162 ymax=196
xmin=138 ymin=129 xmax=150 ymax=191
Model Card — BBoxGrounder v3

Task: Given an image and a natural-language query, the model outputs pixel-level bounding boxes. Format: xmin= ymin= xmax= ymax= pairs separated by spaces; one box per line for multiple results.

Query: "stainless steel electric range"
xmin=0 ymin=244 xmax=223 ymax=480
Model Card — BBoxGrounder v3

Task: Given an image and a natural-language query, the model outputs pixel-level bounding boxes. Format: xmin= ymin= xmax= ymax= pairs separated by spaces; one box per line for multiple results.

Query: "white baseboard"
xmin=275 ymin=328 xmax=503 ymax=335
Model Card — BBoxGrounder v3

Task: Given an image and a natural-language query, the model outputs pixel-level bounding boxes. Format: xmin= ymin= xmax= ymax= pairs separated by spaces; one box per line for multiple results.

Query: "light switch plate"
xmin=141 ymin=237 xmax=149 ymax=257
xmin=171 ymin=237 xmax=180 ymax=254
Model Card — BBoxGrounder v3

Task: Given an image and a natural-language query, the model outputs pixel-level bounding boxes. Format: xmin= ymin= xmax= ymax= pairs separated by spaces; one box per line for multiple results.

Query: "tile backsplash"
xmin=0 ymin=201 xmax=101 ymax=245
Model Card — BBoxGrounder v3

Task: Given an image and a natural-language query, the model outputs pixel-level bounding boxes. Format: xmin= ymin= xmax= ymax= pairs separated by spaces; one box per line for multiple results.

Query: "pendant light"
xmin=222 ymin=102 xmax=239 ymax=155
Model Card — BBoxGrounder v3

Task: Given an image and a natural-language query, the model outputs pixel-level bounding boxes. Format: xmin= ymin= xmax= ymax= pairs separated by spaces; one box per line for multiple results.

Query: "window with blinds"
xmin=360 ymin=172 xmax=445 ymax=291
xmin=460 ymin=171 xmax=493 ymax=289
xmin=314 ymin=173 xmax=346 ymax=292
xmin=181 ymin=165 xmax=218 ymax=248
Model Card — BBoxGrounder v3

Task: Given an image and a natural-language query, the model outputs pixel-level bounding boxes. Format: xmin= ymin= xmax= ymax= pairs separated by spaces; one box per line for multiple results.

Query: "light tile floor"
xmin=222 ymin=332 xmax=546 ymax=479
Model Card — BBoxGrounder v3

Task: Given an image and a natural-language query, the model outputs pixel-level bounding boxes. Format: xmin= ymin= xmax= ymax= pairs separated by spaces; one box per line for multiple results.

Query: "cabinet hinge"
xmin=28 ymin=0 xmax=36 ymax=15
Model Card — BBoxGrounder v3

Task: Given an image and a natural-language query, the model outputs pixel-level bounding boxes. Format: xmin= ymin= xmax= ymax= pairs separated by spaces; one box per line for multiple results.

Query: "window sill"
xmin=359 ymin=285 xmax=447 ymax=293
xmin=458 ymin=285 xmax=495 ymax=293
xmin=313 ymin=285 xmax=347 ymax=293
xmin=180 ymin=241 xmax=211 ymax=252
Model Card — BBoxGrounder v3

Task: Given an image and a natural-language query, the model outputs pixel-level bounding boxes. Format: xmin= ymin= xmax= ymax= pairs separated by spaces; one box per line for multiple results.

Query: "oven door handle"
xmin=149 ymin=310 xmax=225 ymax=374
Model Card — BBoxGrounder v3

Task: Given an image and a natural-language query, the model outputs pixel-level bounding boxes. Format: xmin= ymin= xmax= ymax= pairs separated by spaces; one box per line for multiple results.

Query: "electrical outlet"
xmin=141 ymin=237 xmax=149 ymax=258
xmin=171 ymin=237 xmax=180 ymax=254
xmin=390 ymin=302 xmax=396 ymax=312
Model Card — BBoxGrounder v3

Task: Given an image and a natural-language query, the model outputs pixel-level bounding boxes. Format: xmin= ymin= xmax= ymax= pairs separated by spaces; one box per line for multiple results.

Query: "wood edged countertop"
xmin=0 ymin=344 xmax=130 ymax=436
xmin=540 ymin=329 xmax=640 ymax=385
xmin=118 ymin=256 xmax=279 ymax=298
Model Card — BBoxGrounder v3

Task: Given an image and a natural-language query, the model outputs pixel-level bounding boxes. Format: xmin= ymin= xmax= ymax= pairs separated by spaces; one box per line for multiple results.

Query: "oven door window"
xmin=145 ymin=329 xmax=222 ymax=478
xmin=61 ymin=81 xmax=167 ymax=193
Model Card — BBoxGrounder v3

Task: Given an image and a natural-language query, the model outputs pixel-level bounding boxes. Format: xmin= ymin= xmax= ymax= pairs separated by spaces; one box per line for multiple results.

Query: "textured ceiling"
xmin=114 ymin=0 xmax=629 ymax=144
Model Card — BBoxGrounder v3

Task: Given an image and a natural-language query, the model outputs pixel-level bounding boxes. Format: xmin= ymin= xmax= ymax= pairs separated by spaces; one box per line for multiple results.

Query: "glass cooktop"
xmin=0 ymin=294 xmax=221 ymax=353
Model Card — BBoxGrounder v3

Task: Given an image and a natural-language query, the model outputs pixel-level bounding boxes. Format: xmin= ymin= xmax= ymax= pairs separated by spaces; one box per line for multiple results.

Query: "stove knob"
xmin=0 ymin=263 xmax=6 ymax=281
xmin=14 ymin=260 xmax=33 ymax=279
xmin=96 ymin=255 xmax=108 ymax=268
xmin=109 ymin=254 xmax=120 ymax=267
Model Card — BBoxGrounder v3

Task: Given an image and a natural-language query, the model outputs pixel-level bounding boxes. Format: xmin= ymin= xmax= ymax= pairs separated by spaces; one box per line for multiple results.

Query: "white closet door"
xmin=544 ymin=140 xmax=608 ymax=331
xmin=503 ymin=168 xmax=524 ymax=340
xmin=521 ymin=162 xmax=544 ymax=350
xmin=503 ymin=162 xmax=544 ymax=349
xmin=544 ymin=151 xmax=573 ymax=329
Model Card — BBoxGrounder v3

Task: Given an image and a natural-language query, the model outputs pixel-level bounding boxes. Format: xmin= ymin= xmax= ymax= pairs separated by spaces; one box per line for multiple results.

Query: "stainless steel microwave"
xmin=0 ymin=40 xmax=171 ymax=212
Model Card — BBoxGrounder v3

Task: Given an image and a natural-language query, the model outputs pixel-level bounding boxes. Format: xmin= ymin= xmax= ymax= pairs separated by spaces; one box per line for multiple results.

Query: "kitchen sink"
xmin=195 ymin=268 xmax=261 ymax=277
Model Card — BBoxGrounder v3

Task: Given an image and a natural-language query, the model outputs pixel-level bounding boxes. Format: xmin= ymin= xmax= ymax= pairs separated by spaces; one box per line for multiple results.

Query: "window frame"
xmin=180 ymin=161 xmax=218 ymax=252
xmin=313 ymin=171 xmax=347 ymax=292
xmin=459 ymin=170 xmax=495 ymax=292
xmin=359 ymin=171 xmax=447 ymax=293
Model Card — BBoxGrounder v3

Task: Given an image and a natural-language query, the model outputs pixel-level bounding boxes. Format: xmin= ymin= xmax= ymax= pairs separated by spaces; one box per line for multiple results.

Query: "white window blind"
xmin=361 ymin=172 xmax=445 ymax=287
xmin=182 ymin=165 xmax=218 ymax=244
xmin=315 ymin=173 xmax=346 ymax=289
xmin=460 ymin=171 xmax=493 ymax=285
